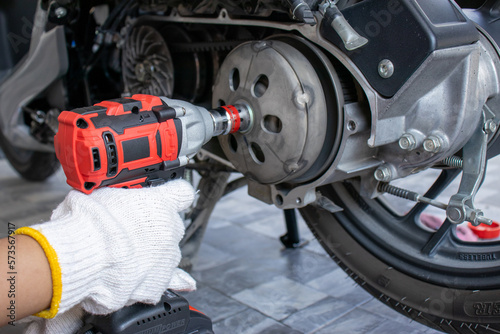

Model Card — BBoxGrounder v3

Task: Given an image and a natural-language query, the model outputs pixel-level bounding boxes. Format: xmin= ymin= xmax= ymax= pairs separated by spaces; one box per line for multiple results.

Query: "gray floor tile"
xmin=283 ymin=297 xmax=355 ymax=334
xmin=192 ymin=256 xmax=294 ymax=295
xmin=232 ymin=276 xmax=328 ymax=321
xmin=179 ymin=286 xmax=247 ymax=322
xmin=258 ymin=323 xmax=304 ymax=334
xmin=203 ymin=223 xmax=281 ymax=258
xmin=244 ymin=210 xmax=314 ymax=241
xmin=371 ymin=318 xmax=430 ymax=334
xmin=314 ymin=308 xmax=385 ymax=334
xmin=243 ymin=213 xmax=289 ymax=239
xmin=191 ymin=242 xmax=237 ymax=272
xmin=306 ymin=269 xmax=373 ymax=306
xmin=202 ymin=216 xmax=232 ymax=230
xmin=280 ymin=248 xmax=338 ymax=284
xmin=213 ymin=308 xmax=302 ymax=334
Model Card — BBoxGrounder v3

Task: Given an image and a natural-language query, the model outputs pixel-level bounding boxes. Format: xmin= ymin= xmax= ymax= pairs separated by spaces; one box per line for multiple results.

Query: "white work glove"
xmin=22 ymin=306 xmax=84 ymax=334
xmin=15 ymin=179 xmax=196 ymax=325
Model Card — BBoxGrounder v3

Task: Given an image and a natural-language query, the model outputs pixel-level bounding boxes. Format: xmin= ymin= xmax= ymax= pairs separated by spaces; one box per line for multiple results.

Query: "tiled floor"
xmin=4 ymin=151 xmax=499 ymax=333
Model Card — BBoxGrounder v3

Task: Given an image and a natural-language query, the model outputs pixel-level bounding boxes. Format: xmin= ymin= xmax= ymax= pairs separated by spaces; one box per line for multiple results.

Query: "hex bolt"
xmin=374 ymin=165 xmax=392 ymax=182
xmin=423 ymin=136 xmax=442 ymax=153
xmin=55 ymin=7 xmax=68 ymax=18
xmin=378 ymin=59 xmax=394 ymax=79
xmin=484 ymin=119 xmax=497 ymax=134
xmin=398 ymin=133 xmax=416 ymax=151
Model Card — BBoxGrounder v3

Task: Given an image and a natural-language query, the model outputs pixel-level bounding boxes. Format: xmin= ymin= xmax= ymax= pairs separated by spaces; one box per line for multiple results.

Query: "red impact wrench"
xmin=54 ymin=94 xmax=253 ymax=193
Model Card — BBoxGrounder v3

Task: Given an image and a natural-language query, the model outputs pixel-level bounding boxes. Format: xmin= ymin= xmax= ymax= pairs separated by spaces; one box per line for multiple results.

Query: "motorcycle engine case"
xmin=198 ymin=2 xmax=500 ymax=208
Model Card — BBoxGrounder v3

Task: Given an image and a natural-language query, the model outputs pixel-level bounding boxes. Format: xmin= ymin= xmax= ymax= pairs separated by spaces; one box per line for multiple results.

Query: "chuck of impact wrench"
xmin=54 ymin=94 xmax=253 ymax=193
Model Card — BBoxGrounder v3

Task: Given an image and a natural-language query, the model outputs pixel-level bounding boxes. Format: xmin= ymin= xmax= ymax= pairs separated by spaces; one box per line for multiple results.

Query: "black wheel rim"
xmin=323 ymin=168 xmax=500 ymax=289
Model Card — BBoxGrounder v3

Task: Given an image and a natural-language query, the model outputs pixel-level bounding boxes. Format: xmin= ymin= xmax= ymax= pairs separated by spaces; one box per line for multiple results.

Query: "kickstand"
xmin=280 ymin=209 xmax=308 ymax=248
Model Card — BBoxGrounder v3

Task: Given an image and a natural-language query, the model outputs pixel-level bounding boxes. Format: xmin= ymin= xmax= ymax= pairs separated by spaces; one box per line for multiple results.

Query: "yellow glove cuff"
xmin=14 ymin=227 xmax=62 ymax=319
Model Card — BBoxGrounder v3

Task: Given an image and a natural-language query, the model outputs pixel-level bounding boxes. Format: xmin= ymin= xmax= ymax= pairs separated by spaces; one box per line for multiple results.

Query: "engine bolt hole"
xmin=263 ymin=115 xmax=282 ymax=134
xmin=218 ymin=99 xmax=226 ymax=107
xmin=229 ymin=68 xmax=240 ymax=91
xmin=250 ymin=142 xmax=265 ymax=164
xmin=252 ymin=75 xmax=269 ymax=98
xmin=276 ymin=194 xmax=284 ymax=206
xmin=347 ymin=120 xmax=357 ymax=132
xmin=229 ymin=134 xmax=238 ymax=153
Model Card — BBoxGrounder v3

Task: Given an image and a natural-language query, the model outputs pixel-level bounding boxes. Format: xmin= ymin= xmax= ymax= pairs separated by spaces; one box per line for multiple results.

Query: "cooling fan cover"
xmin=122 ymin=25 xmax=174 ymax=97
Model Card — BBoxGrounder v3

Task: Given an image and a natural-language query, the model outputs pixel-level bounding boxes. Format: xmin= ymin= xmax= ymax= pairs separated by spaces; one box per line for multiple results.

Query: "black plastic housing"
xmin=321 ymin=0 xmax=479 ymax=97
xmin=79 ymin=290 xmax=213 ymax=334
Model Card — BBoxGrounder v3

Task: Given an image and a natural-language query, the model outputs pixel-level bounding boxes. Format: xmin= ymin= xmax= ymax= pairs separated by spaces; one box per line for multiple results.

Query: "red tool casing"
xmin=54 ymin=94 xmax=182 ymax=194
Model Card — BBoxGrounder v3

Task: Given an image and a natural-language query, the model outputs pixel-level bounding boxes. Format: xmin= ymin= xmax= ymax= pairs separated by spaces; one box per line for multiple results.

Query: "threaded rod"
xmin=441 ymin=156 xmax=463 ymax=169
xmin=378 ymin=182 xmax=448 ymax=210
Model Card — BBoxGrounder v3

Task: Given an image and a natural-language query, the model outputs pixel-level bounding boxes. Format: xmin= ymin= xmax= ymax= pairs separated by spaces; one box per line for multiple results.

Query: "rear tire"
xmin=300 ymin=179 xmax=500 ymax=333
xmin=0 ymin=130 xmax=59 ymax=181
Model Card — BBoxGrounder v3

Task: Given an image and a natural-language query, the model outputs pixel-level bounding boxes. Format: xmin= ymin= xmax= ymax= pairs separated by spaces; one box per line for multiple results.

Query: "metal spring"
xmin=441 ymin=156 xmax=463 ymax=169
xmin=379 ymin=182 xmax=448 ymax=210
xmin=378 ymin=182 xmax=415 ymax=201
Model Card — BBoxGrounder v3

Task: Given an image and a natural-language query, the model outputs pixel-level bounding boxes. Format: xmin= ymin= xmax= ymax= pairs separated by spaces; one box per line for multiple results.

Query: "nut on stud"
xmin=399 ymin=133 xmax=416 ymax=151
xmin=423 ymin=136 xmax=442 ymax=153
xmin=484 ymin=120 xmax=497 ymax=134
xmin=374 ymin=165 xmax=392 ymax=182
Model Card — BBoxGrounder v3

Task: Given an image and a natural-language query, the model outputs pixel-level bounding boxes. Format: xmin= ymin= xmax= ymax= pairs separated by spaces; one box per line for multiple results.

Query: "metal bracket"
xmin=446 ymin=109 xmax=493 ymax=225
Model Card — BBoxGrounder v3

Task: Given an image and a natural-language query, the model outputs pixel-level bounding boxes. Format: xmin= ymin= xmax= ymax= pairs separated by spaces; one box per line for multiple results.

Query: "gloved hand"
xmin=15 ymin=179 xmax=196 ymax=327
xmin=21 ymin=306 xmax=84 ymax=334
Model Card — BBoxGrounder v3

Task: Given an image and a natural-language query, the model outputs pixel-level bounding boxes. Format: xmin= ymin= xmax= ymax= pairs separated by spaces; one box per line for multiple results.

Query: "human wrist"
xmin=14 ymin=227 xmax=62 ymax=319
xmin=15 ymin=215 xmax=105 ymax=318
